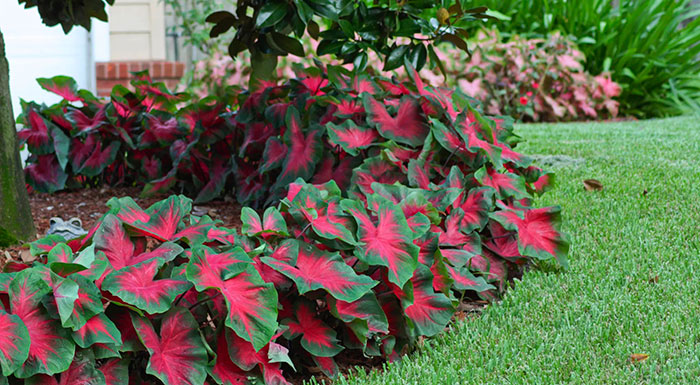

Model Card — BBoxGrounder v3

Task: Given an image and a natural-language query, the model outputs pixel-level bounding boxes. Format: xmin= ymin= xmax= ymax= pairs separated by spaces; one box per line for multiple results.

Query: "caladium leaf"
xmin=72 ymin=313 xmax=122 ymax=348
xmin=444 ymin=264 xmax=493 ymax=292
xmin=210 ymin=330 xmax=249 ymax=385
xmin=98 ymin=358 xmax=129 ymax=385
xmin=288 ymin=184 xmax=356 ymax=245
xmin=326 ymin=119 xmax=378 ymax=156
xmin=474 ymin=166 xmax=530 ymax=200
xmin=63 ymin=276 xmax=104 ymax=331
xmin=47 ymin=243 xmax=93 ymax=277
xmin=260 ymin=136 xmax=288 ymax=174
xmin=186 ymin=247 xmax=278 ymax=351
xmin=454 ymin=111 xmax=501 ymax=165
xmin=399 ymin=265 xmax=455 ymax=337
xmin=312 ymin=355 xmax=339 ymax=379
xmin=75 ymin=141 xmax=120 ymax=178
xmin=363 ymin=94 xmax=428 ymax=147
xmin=0 ymin=308 xmax=30 ymax=376
xmin=17 ymin=108 xmax=51 ymax=154
xmin=490 ymin=206 xmax=569 ymax=266
xmin=342 ymin=199 xmax=419 ymax=287
xmin=25 ymin=155 xmax=68 ymax=193
xmin=241 ymin=207 xmax=288 ymax=238
xmin=43 ymin=270 xmax=80 ymax=328
xmin=30 ymin=235 xmax=67 ymax=257
xmin=328 ymin=292 xmax=389 ymax=336
xmin=37 ymin=76 xmax=81 ymax=102
xmin=274 ymin=107 xmax=322 ymax=188
xmin=194 ymin=158 xmax=232 ymax=204
xmin=102 ymin=258 xmax=191 ymax=314
xmin=10 ymin=270 xmax=74 ymax=378
xmin=456 ymin=187 xmax=494 ymax=232
xmin=283 ymin=300 xmax=343 ymax=357
xmin=52 ymin=350 xmax=106 ymax=385
xmin=50 ymin=126 xmax=70 ymax=170
xmin=226 ymin=330 xmax=290 ymax=385
xmin=131 ymin=307 xmax=208 ymax=385
xmin=351 ymin=156 xmax=406 ymax=195
xmin=127 ymin=195 xmax=192 ymax=241
xmin=469 ymin=251 xmax=507 ymax=291
xmin=106 ymin=196 xmax=150 ymax=224
xmin=262 ymin=240 xmax=376 ymax=302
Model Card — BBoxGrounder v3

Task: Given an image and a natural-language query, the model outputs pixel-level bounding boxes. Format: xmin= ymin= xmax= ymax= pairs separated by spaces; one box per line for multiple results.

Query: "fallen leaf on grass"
xmin=629 ymin=353 xmax=649 ymax=363
xmin=583 ymin=179 xmax=603 ymax=191
xmin=648 ymin=275 xmax=659 ymax=284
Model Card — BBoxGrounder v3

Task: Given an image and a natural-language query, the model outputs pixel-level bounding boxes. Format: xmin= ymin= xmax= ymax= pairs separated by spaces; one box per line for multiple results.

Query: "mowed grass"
xmin=336 ymin=116 xmax=700 ymax=385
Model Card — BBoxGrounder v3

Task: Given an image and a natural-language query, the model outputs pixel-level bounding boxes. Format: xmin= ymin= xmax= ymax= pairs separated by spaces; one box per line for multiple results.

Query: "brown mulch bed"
xmin=0 ymin=187 xmax=241 ymax=268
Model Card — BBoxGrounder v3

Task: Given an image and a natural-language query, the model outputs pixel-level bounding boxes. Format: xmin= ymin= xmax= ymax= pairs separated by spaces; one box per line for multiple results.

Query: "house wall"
xmin=0 ymin=2 xmax=108 ymax=118
xmin=109 ymin=0 xmax=166 ymax=60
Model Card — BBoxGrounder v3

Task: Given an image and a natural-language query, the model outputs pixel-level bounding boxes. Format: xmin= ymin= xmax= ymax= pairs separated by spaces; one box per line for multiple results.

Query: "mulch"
xmin=0 ymin=187 xmax=242 ymax=268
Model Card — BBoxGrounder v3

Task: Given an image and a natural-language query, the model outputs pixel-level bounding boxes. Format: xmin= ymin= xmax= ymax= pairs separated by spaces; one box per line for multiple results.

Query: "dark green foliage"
xmin=18 ymin=0 xmax=115 ymax=33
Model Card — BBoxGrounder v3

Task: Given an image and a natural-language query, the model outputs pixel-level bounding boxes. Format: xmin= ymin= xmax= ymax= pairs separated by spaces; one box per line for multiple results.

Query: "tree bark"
xmin=0 ymin=28 xmax=36 ymax=246
xmin=249 ymin=49 xmax=278 ymax=90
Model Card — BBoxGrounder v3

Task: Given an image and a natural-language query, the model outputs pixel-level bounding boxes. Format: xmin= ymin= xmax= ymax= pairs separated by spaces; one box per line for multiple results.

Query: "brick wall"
xmin=95 ymin=61 xmax=185 ymax=97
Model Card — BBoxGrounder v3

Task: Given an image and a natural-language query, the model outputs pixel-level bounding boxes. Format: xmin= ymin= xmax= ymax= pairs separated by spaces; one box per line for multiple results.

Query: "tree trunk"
xmin=0 ymin=28 xmax=36 ymax=246
xmin=249 ymin=49 xmax=278 ymax=90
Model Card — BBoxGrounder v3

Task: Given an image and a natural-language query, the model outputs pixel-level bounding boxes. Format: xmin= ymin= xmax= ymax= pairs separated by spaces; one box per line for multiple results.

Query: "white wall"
xmin=0 ymin=1 xmax=109 ymax=118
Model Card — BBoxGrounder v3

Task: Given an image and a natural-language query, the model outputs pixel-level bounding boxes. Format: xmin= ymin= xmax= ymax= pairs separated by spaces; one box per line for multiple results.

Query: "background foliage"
xmin=473 ymin=0 xmax=700 ymax=117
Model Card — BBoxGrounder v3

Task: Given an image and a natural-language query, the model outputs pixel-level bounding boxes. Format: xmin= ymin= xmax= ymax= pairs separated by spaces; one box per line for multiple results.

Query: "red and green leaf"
xmin=37 ymin=76 xmax=81 ymax=102
xmin=282 ymin=300 xmax=344 ymax=357
xmin=456 ymin=187 xmax=494 ymax=232
xmin=241 ymin=207 xmax=289 ymax=238
xmin=474 ymin=166 xmax=531 ymax=200
xmin=490 ymin=206 xmax=569 ymax=266
xmin=25 ymin=155 xmax=68 ymax=193
xmin=226 ymin=331 xmax=290 ymax=385
xmin=400 ymin=265 xmax=455 ymax=337
xmin=131 ymin=307 xmax=208 ymax=385
xmin=288 ymin=184 xmax=356 ymax=244
xmin=274 ymin=107 xmax=322 ymax=188
xmin=363 ymin=94 xmax=428 ymax=147
xmin=102 ymin=258 xmax=191 ymax=314
xmin=98 ymin=358 xmax=129 ymax=385
xmin=262 ymin=240 xmax=376 ymax=302
xmin=342 ymin=199 xmax=419 ymax=287
xmin=17 ymin=108 xmax=51 ymax=154
xmin=186 ymin=247 xmax=278 ymax=351
xmin=210 ymin=331 xmax=249 ymax=385
xmin=326 ymin=119 xmax=378 ymax=156
xmin=10 ymin=270 xmax=75 ymax=378
xmin=127 ymin=195 xmax=192 ymax=241
xmin=0 ymin=309 xmax=30 ymax=376
xmin=71 ymin=313 xmax=122 ymax=348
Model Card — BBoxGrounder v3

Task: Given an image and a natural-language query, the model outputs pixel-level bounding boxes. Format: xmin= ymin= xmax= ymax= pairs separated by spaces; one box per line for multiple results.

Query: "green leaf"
xmin=256 ymin=2 xmax=288 ymax=28
xmin=383 ymin=45 xmax=410 ymax=71
xmin=271 ymin=32 xmax=305 ymax=57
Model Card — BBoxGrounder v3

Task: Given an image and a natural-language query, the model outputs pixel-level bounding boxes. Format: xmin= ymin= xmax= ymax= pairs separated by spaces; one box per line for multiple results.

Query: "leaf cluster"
xmin=206 ymin=0 xmax=493 ymax=74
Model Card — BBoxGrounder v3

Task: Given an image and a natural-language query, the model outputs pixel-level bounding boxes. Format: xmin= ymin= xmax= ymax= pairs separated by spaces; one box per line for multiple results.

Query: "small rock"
xmin=45 ymin=206 xmax=54 ymax=211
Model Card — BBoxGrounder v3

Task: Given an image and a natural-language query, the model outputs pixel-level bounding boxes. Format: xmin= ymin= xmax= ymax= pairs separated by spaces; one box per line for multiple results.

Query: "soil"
xmin=0 ymin=187 xmax=242 ymax=268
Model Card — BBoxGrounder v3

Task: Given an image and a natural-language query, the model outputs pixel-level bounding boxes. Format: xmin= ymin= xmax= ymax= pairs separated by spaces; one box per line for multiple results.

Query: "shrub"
xmin=19 ymin=66 xmax=553 ymax=205
xmin=0 ymin=173 xmax=568 ymax=384
xmin=473 ymin=0 xmax=700 ymax=117
xmin=442 ymin=29 xmax=620 ymax=122
xmin=182 ymin=31 xmax=619 ymax=122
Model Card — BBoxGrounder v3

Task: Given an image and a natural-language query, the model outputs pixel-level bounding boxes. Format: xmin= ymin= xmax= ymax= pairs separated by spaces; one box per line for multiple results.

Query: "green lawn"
xmin=338 ymin=116 xmax=700 ymax=384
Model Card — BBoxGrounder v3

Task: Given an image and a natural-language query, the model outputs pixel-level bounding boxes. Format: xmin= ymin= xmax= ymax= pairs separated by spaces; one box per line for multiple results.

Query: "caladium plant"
xmin=9 ymin=60 xmax=569 ymax=384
